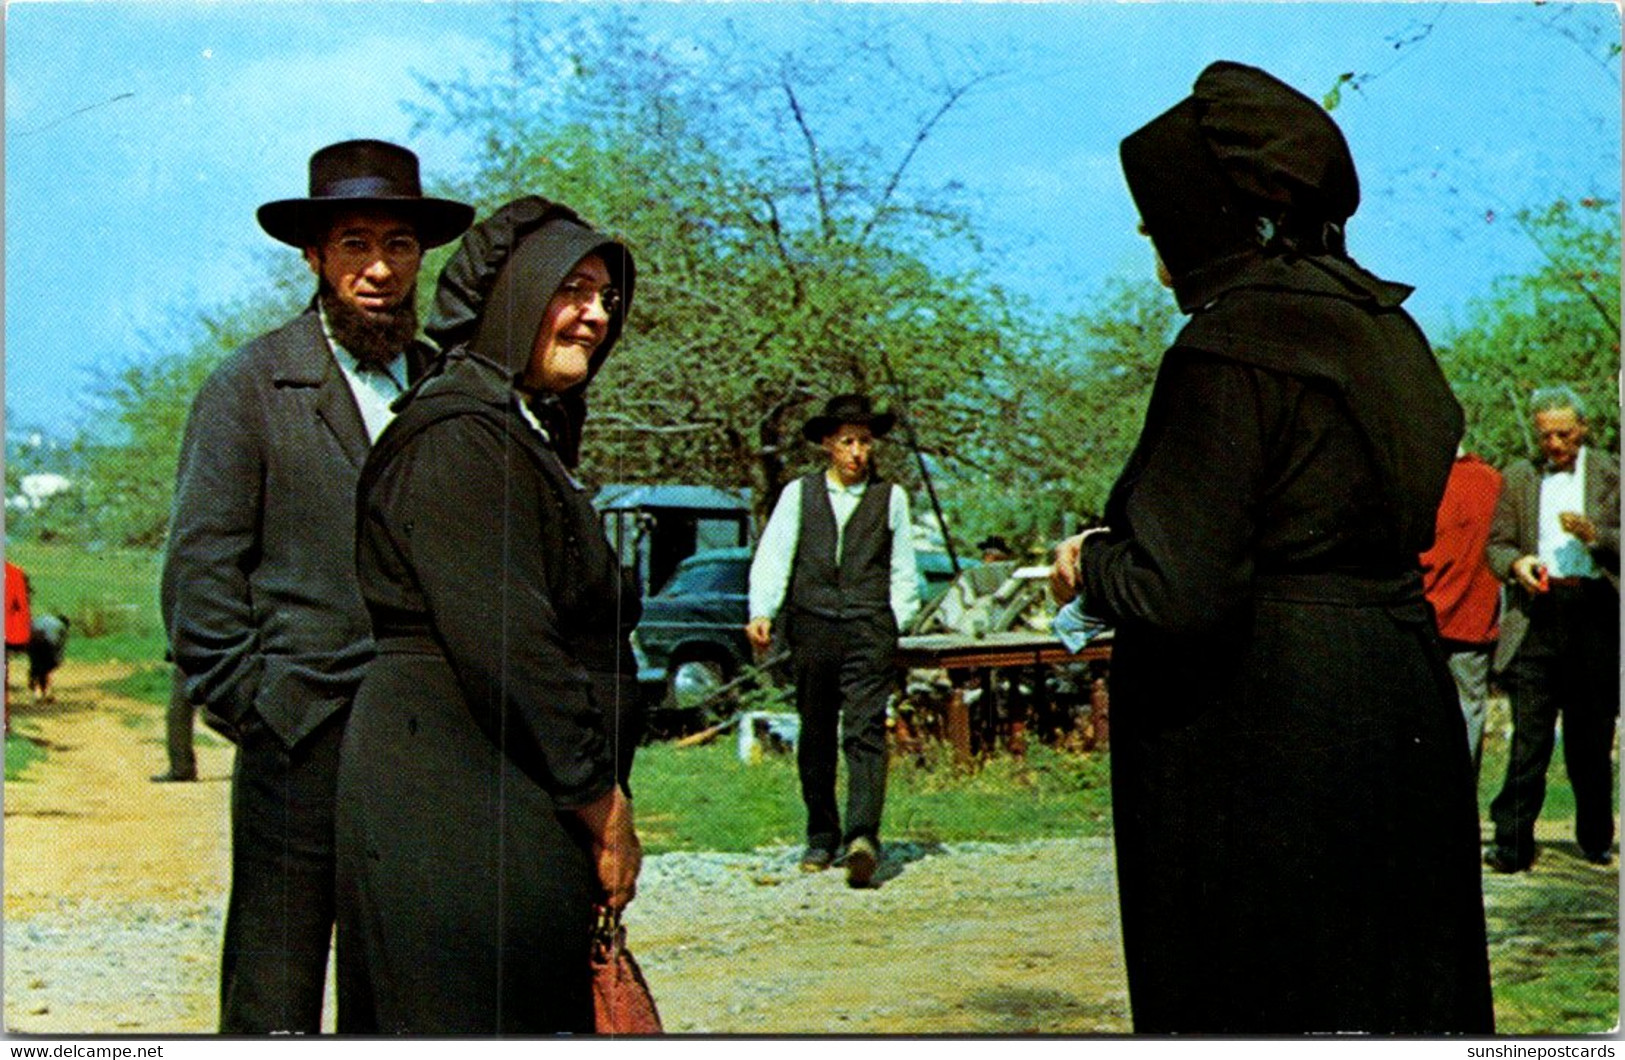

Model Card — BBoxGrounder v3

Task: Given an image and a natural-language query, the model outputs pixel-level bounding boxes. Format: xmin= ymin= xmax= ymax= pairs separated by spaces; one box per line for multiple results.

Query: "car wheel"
xmin=667 ymin=657 xmax=730 ymax=718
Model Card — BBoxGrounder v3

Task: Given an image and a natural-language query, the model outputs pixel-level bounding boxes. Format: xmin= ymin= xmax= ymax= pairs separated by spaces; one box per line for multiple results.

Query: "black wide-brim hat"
xmin=802 ymin=393 xmax=895 ymax=443
xmin=257 ymin=139 xmax=475 ymax=249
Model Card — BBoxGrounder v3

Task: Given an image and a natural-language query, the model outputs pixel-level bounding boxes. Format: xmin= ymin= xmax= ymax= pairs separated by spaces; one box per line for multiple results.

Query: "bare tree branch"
xmin=780 ymin=74 xmax=836 ymax=242
xmin=591 ymin=413 xmax=722 ymax=435
xmin=751 ymin=194 xmax=806 ymax=306
xmin=858 ymin=71 xmax=998 ymax=246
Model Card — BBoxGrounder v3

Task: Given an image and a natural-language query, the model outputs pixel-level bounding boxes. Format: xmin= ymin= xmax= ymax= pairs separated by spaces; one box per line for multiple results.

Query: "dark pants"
xmin=787 ymin=609 xmax=896 ymax=852
xmin=165 ymin=666 xmax=197 ymax=779
xmin=1490 ymin=580 xmax=1620 ymax=863
xmin=220 ymin=710 xmax=344 ymax=1034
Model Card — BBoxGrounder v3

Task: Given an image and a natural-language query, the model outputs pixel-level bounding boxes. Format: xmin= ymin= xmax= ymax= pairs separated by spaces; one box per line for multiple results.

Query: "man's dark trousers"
xmin=1489 ymin=580 xmax=1620 ymax=864
xmin=788 ymin=609 xmax=895 ymax=853
xmin=165 ymin=666 xmax=198 ymax=780
xmin=219 ymin=711 xmax=344 ymax=1033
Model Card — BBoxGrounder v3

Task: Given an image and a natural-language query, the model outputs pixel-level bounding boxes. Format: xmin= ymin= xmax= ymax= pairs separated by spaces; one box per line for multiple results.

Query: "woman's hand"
xmin=1050 ymin=529 xmax=1107 ymax=604
xmin=571 ymin=785 xmax=642 ymax=912
xmin=1050 ymin=534 xmax=1085 ymax=604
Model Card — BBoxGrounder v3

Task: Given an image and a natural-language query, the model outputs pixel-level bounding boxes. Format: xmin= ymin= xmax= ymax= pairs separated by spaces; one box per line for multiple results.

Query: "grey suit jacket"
xmin=161 ymin=308 xmax=427 ymax=748
xmin=1485 ymin=446 xmax=1620 ymax=672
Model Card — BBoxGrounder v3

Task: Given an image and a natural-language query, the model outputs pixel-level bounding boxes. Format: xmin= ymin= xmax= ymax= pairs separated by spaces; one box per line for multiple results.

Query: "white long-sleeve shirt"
xmin=748 ymin=471 xmax=920 ymax=630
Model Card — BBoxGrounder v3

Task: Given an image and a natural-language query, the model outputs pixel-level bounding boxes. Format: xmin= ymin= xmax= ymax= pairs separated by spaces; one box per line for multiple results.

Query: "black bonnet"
xmin=1121 ymin=61 xmax=1361 ymax=310
xmin=427 ymin=196 xmax=635 ymax=383
xmin=424 ymin=196 xmax=635 ymax=467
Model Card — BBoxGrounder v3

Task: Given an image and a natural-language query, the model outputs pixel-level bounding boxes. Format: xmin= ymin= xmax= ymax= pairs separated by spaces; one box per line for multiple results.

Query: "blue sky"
xmin=5 ymin=1 xmax=1620 ymax=437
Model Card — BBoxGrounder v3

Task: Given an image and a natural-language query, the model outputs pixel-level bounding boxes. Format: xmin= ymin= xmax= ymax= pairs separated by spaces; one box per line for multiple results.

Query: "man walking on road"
xmin=746 ymin=394 xmax=919 ymax=888
xmin=161 ymin=140 xmax=471 ymax=1032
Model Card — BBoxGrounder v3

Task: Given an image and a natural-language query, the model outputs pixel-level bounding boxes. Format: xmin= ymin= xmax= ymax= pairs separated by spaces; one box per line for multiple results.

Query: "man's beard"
xmin=319 ymin=281 xmax=418 ymax=367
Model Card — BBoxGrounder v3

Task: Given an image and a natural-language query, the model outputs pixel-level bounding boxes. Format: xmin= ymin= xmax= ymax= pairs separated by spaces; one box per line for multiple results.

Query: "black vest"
xmin=786 ymin=472 xmax=893 ymax=620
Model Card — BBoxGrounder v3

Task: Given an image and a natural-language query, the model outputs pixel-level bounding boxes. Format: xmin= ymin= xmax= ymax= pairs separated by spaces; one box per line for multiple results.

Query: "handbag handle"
xmin=591 ymin=904 xmax=623 ymax=956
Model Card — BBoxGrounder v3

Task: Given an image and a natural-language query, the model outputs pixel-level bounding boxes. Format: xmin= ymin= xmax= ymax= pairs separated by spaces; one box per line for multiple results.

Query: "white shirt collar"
xmin=318 ymin=304 xmax=406 ymax=391
xmin=824 ymin=469 xmax=868 ymax=496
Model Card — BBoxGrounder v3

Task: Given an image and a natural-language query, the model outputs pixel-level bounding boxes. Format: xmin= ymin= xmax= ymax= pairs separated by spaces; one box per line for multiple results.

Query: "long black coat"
xmin=1078 ymin=292 xmax=1494 ymax=1034
xmin=334 ymin=355 xmax=642 ymax=1034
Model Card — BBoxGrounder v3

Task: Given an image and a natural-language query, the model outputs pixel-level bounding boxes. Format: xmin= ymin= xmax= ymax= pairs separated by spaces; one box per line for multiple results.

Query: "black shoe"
xmin=799 ymin=846 xmax=834 ymax=873
xmin=150 ymin=771 xmax=197 ymax=783
xmin=1483 ymin=845 xmax=1532 ymax=874
xmin=1581 ymin=847 xmax=1614 ymax=866
xmin=845 ymin=836 xmax=879 ymax=888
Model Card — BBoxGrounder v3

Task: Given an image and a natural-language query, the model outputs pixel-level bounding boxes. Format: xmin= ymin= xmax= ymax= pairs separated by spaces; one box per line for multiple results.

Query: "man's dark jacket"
xmin=161 ymin=307 xmax=427 ymax=747
xmin=1486 ymin=447 xmax=1621 ymax=671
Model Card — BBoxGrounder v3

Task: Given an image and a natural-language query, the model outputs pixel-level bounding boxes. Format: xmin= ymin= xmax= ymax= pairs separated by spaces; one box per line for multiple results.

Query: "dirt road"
xmin=3 ymin=661 xmax=1131 ymax=1035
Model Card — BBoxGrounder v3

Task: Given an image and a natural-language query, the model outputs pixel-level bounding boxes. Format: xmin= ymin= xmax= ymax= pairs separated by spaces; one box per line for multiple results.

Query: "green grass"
xmin=1484 ymin=854 xmax=1619 ymax=1034
xmin=5 ymin=542 xmax=168 ymax=664
xmin=1471 ymin=708 xmax=1620 ymax=1034
xmin=100 ymin=662 xmax=176 ymax=706
xmin=4 ymin=725 xmax=49 ymax=781
xmin=633 ymin=738 xmax=1113 ymax=855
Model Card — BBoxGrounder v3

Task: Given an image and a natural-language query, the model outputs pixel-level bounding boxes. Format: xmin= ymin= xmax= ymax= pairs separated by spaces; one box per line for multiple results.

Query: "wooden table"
xmin=894 ymin=631 xmax=1112 ymax=764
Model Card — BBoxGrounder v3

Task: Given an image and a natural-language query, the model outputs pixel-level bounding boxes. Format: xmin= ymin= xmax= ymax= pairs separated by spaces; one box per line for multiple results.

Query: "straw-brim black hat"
xmin=802 ymin=393 xmax=895 ymax=443
xmin=257 ymin=139 xmax=474 ymax=249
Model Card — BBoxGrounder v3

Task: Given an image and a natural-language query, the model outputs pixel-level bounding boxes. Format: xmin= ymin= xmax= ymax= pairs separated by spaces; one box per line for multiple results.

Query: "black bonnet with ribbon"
xmin=1119 ymin=60 xmax=1406 ymax=313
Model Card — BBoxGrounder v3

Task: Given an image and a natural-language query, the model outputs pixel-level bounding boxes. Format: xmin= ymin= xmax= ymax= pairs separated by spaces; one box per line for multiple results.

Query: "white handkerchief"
xmin=1051 ymin=599 xmax=1110 ymax=654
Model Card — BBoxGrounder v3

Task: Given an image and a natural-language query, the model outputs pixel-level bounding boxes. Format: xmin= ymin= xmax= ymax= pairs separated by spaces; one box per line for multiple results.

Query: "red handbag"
xmin=591 ymin=906 xmax=663 ymax=1035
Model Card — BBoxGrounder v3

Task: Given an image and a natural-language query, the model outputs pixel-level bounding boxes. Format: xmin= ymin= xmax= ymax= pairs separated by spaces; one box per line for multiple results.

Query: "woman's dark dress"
xmin=334 ymin=359 xmax=640 ymax=1034
xmin=1078 ymin=286 xmax=1495 ymax=1034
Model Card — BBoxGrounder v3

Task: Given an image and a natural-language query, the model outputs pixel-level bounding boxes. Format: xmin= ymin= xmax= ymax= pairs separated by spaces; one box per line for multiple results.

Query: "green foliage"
xmin=937 ymin=278 xmax=1176 ymax=550
xmin=1436 ymin=197 xmax=1621 ymax=466
xmin=733 ymin=669 xmax=797 ymax=716
xmin=23 ymin=255 xmax=311 ymax=551
xmin=23 ymin=8 xmax=1164 ymax=551
xmin=408 ymin=7 xmax=1046 ymax=521
xmin=4 ymin=428 xmax=87 ymax=544
xmin=80 ymin=270 xmax=310 ymax=550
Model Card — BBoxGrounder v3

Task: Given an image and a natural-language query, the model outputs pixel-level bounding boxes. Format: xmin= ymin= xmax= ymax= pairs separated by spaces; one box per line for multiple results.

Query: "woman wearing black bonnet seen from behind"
xmin=334 ymin=198 xmax=643 ymax=1034
xmin=1051 ymin=62 xmax=1495 ymax=1034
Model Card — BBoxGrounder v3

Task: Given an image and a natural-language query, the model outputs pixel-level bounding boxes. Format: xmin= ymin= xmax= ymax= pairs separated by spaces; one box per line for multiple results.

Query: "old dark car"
xmin=632 ymin=546 xmax=752 ymax=715
xmin=632 ymin=545 xmax=973 ymax=716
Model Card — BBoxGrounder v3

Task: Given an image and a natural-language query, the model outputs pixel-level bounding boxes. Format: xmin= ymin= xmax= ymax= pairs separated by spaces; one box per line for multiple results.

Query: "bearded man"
xmin=161 ymin=140 xmax=471 ymax=1033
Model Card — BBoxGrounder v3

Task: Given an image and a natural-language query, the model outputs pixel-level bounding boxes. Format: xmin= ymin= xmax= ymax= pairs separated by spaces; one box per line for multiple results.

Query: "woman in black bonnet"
xmin=334 ymin=198 xmax=643 ymax=1033
xmin=1051 ymin=62 xmax=1494 ymax=1034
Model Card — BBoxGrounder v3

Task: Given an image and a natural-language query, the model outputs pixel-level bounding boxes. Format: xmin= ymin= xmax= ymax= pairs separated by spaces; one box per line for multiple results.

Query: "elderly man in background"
xmin=161 ymin=140 xmax=471 ymax=1032
xmin=1482 ymin=386 xmax=1620 ymax=873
